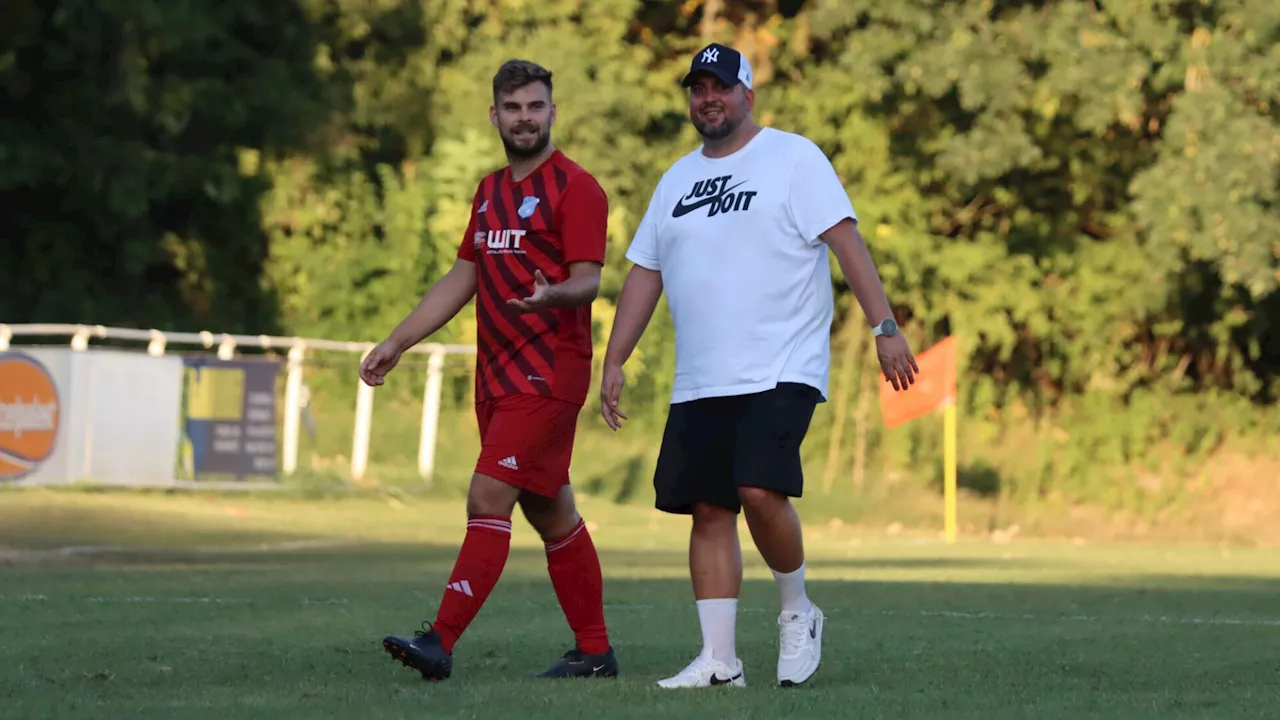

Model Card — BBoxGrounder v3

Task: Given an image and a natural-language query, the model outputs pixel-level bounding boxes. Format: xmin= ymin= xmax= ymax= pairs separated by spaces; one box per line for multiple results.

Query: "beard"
xmin=692 ymin=107 xmax=740 ymax=141
xmin=501 ymin=124 xmax=551 ymax=158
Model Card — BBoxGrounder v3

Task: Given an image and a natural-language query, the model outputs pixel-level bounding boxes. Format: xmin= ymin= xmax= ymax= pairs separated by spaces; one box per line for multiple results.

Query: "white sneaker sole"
xmin=656 ymin=667 xmax=747 ymax=689
xmin=656 ymin=676 xmax=747 ymax=689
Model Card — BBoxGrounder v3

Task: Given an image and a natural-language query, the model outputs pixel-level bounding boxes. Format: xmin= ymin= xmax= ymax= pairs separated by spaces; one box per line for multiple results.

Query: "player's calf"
xmin=522 ymin=488 xmax=616 ymax=662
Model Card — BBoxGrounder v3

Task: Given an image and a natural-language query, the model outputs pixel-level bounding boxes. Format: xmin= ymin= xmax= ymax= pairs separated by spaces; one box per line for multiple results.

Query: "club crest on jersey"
xmin=518 ymin=196 xmax=540 ymax=219
xmin=672 ymin=174 xmax=757 ymax=219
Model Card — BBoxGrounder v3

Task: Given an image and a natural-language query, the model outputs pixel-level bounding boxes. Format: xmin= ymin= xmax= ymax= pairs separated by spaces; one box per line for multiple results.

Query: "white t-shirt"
xmin=626 ymin=127 xmax=858 ymax=404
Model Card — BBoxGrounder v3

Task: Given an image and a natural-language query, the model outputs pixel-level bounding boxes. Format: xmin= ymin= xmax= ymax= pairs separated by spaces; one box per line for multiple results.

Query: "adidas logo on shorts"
xmin=499 ymin=455 xmax=519 ymax=471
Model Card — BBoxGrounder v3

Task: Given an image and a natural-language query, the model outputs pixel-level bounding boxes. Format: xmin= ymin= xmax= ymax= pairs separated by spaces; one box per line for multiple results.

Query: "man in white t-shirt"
xmin=600 ymin=43 xmax=920 ymax=689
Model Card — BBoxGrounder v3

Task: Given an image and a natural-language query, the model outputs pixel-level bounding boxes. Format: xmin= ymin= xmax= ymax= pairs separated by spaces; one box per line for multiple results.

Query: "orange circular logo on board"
xmin=0 ymin=352 xmax=61 ymax=481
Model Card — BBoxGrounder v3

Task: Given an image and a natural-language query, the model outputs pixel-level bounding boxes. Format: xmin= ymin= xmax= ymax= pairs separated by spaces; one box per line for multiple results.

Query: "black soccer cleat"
xmin=533 ymin=646 xmax=620 ymax=679
xmin=383 ymin=623 xmax=453 ymax=681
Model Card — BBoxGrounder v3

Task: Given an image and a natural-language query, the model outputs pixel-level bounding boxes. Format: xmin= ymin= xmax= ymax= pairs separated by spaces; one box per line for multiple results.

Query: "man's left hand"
xmin=508 ymin=270 xmax=556 ymax=313
xmin=876 ymin=334 xmax=920 ymax=391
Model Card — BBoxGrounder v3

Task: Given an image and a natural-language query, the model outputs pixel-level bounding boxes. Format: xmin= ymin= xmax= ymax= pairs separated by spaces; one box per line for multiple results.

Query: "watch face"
xmin=881 ymin=319 xmax=898 ymax=336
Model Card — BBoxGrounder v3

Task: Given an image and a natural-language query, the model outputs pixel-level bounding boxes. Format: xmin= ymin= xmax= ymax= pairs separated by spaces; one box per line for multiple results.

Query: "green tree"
xmin=0 ymin=0 xmax=338 ymax=331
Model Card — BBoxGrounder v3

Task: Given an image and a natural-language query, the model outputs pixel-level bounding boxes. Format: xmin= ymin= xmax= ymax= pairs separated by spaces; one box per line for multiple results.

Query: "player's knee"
xmin=467 ymin=493 xmax=512 ymax=518
xmin=466 ymin=473 xmax=520 ymax=518
xmin=523 ymin=502 xmax=580 ymax=542
xmin=738 ymin=485 xmax=784 ymax=511
xmin=691 ymin=502 xmax=737 ymax=534
xmin=518 ymin=485 xmax=577 ymax=540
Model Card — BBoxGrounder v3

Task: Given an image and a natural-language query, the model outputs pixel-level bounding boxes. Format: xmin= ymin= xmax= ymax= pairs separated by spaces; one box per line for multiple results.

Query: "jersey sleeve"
xmin=457 ymin=183 xmax=484 ymax=263
xmin=559 ymin=174 xmax=609 ymax=265
xmin=624 ymin=183 xmax=663 ymax=271
xmin=787 ymin=140 xmax=858 ymax=246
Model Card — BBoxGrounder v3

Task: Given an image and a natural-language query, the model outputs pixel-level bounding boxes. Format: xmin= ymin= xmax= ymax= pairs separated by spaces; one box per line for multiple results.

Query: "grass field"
xmin=2 ymin=488 xmax=1278 ymax=719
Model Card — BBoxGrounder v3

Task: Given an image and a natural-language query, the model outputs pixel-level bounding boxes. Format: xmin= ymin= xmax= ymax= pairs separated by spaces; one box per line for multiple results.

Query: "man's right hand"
xmin=359 ymin=340 xmax=404 ymax=387
xmin=600 ymin=363 xmax=629 ymax=431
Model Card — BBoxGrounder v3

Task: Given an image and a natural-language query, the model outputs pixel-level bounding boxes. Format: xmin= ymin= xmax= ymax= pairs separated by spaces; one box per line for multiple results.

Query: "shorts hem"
xmin=654 ymin=498 xmax=738 ymax=516
xmin=654 ymin=501 xmax=693 ymax=516
xmin=474 ymin=461 xmax=567 ymax=499
xmin=736 ymin=482 xmax=804 ymax=499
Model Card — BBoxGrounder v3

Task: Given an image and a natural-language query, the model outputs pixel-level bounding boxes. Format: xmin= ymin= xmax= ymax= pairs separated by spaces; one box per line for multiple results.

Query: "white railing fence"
xmin=0 ymin=323 xmax=476 ymax=484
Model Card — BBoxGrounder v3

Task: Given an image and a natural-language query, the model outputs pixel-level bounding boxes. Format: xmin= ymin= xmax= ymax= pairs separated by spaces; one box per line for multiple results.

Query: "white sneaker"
xmin=776 ymin=603 xmax=824 ymax=686
xmin=656 ymin=654 xmax=747 ymax=689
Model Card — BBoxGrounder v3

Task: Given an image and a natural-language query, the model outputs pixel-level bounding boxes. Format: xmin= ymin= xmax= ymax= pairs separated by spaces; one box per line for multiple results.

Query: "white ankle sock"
xmin=695 ymin=598 xmax=738 ymax=663
xmin=772 ymin=562 xmax=813 ymax=614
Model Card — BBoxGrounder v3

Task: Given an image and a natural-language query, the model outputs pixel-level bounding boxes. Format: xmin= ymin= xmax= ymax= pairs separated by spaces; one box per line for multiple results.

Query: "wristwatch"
xmin=872 ymin=318 xmax=898 ymax=338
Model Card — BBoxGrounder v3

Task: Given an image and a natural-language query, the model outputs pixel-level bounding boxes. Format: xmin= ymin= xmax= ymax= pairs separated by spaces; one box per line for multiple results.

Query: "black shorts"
xmin=652 ymin=382 xmax=821 ymax=515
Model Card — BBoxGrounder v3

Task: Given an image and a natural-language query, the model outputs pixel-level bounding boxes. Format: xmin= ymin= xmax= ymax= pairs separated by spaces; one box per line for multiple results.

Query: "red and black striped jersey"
xmin=458 ymin=150 xmax=608 ymax=406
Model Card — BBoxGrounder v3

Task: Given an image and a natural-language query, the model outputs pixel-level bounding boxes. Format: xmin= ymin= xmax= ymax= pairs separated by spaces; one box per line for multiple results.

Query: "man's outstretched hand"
xmin=508 ymin=270 xmax=554 ymax=313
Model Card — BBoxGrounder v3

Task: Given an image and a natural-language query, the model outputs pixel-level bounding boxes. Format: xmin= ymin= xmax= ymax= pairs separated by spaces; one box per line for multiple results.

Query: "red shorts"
xmin=474 ymin=393 xmax=582 ymax=498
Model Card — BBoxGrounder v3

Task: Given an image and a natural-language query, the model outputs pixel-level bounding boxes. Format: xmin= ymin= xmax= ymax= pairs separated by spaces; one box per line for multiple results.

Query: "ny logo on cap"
xmin=702 ymin=48 xmax=719 ymax=63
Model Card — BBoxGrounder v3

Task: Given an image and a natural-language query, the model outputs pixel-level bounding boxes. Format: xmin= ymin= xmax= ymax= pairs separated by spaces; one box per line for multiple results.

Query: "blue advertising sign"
xmin=182 ymin=357 xmax=281 ymax=480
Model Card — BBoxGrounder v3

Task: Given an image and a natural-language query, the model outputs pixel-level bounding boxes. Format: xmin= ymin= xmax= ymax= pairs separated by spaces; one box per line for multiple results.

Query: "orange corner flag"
xmin=878 ymin=336 xmax=957 ymax=429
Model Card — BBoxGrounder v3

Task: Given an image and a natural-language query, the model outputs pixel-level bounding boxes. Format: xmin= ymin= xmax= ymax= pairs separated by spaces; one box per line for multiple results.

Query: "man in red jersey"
xmin=360 ymin=59 xmax=618 ymax=682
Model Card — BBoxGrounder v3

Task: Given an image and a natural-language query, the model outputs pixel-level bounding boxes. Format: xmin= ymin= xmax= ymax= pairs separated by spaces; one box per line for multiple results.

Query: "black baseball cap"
xmin=681 ymin=43 xmax=754 ymax=89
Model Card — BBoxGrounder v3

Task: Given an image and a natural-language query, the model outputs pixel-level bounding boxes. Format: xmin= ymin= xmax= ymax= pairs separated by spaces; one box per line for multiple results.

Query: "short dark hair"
xmin=492 ymin=59 xmax=553 ymax=102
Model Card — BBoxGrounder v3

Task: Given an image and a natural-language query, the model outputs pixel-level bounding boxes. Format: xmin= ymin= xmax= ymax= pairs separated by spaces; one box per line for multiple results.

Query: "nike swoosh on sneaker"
xmin=709 ymin=672 xmax=743 ymax=685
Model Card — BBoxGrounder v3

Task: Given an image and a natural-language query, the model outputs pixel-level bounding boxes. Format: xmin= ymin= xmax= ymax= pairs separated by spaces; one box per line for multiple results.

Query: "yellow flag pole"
xmin=943 ymin=400 xmax=957 ymax=544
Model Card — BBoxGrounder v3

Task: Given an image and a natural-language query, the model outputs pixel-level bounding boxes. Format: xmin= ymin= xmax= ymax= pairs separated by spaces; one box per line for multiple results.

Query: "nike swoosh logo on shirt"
xmin=671 ymin=181 xmax=747 ymax=218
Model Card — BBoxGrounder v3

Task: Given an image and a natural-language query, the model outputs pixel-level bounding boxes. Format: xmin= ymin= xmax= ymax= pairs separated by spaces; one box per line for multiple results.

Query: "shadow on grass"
xmin=0 ymin=543 xmax=1071 ymax=574
xmin=7 ymin=537 xmax=1280 ymax=600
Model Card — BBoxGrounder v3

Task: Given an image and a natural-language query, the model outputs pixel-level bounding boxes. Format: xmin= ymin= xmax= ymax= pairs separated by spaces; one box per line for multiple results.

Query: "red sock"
xmin=433 ymin=515 xmax=512 ymax=653
xmin=545 ymin=517 xmax=610 ymax=655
